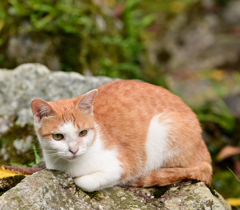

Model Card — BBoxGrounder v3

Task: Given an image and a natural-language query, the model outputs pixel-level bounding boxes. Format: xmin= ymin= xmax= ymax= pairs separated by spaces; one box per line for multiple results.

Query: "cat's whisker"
xmin=43 ymin=149 xmax=58 ymax=152
xmin=50 ymin=155 xmax=64 ymax=166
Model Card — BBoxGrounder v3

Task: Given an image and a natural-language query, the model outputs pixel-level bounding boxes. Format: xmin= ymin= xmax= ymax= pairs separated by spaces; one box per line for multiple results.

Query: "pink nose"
xmin=69 ymin=147 xmax=79 ymax=155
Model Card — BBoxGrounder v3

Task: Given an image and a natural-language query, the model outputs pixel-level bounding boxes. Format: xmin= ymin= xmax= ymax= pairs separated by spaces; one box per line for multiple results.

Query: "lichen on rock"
xmin=0 ymin=169 xmax=231 ymax=210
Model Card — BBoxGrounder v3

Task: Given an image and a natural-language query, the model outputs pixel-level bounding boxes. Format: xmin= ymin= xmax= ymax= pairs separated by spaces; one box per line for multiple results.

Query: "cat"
xmin=31 ymin=80 xmax=212 ymax=192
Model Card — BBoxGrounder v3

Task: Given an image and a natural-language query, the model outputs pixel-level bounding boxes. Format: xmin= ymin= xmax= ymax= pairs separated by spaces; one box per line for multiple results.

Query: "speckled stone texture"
xmin=0 ymin=169 xmax=231 ymax=210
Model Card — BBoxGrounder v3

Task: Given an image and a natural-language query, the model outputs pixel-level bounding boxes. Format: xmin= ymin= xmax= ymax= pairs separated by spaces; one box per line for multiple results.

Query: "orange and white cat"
xmin=31 ymin=80 xmax=212 ymax=192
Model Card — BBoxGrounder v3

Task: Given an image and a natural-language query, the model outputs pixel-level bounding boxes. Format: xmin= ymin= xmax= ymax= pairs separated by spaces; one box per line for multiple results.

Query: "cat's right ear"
xmin=77 ymin=89 xmax=98 ymax=114
xmin=31 ymin=99 xmax=56 ymax=123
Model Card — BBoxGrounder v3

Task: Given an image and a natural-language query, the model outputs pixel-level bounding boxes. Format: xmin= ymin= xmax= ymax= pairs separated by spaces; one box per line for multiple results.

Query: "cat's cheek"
xmin=52 ymin=141 xmax=68 ymax=152
xmin=41 ymin=137 xmax=66 ymax=151
xmin=84 ymin=129 xmax=95 ymax=147
xmin=39 ymin=137 xmax=52 ymax=149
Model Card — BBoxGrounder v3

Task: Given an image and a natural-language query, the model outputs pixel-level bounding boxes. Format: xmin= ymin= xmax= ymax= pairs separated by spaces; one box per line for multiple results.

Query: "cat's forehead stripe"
xmin=58 ymin=121 xmax=78 ymax=133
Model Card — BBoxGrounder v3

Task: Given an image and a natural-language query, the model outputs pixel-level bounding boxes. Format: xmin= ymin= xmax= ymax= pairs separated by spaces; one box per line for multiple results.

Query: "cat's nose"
xmin=69 ymin=147 xmax=79 ymax=155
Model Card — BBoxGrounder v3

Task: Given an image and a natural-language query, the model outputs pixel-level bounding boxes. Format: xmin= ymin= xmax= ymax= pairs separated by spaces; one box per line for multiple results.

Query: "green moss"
xmin=0 ymin=175 xmax=25 ymax=191
xmin=0 ymin=124 xmax=35 ymax=146
xmin=0 ymin=124 xmax=39 ymax=166
xmin=206 ymin=184 xmax=219 ymax=199
xmin=186 ymin=195 xmax=195 ymax=201
xmin=87 ymin=191 xmax=102 ymax=201
xmin=0 ymin=191 xmax=6 ymax=196
xmin=205 ymin=200 xmax=214 ymax=209
xmin=105 ymin=187 xmax=149 ymax=209
xmin=153 ymin=185 xmax=171 ymax=198
xmin=212 ymin=170 xmax=240 ymax=198
xmin=74 ymin=186 xmax=82 ymax=195
xmin=74 ymin=187 xmax=103 ymax=202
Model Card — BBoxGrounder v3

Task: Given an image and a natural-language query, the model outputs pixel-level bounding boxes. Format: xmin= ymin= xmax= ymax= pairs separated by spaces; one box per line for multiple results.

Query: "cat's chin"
xmin=66 ymin=156 xmax=79 ymax=161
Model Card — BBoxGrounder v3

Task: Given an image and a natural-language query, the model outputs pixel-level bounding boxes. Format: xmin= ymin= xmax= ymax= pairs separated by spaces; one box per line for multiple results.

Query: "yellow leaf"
xmin=211 ymin=70 xmax=226 ymax=81
xmin=226 ymin=198 xmax=240 ymax=206
xmin=0 ymin=165 xmax=44 ymax=178
xmin=0 ymin=21 xmax=5 ymax=33
xmin=0 ymin=166 xmax=25 ymax=178
xmin=0 ymin=165 xmax=30 ymax=178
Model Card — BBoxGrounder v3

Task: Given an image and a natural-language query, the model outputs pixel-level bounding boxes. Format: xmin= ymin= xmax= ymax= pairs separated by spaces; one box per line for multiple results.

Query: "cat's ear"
xmin=31 ymin=99 xmax=56 ymax=123
xmin=77 ymin=89 xmax=98 ymax=114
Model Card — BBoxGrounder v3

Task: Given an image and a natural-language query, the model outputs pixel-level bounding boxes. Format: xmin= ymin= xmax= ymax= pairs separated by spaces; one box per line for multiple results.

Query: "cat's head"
xmin=31 ymin=90 xmax=98 ymax=161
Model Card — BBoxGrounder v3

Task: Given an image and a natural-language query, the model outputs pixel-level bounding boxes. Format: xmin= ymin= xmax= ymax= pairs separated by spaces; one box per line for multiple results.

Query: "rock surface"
xmin=0 ymin=169 xmax=231 ymax=210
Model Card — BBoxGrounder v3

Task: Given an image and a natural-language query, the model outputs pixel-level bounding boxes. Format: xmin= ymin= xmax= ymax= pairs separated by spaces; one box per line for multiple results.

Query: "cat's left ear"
xmin=31 ymin=99 xmax=56 ymax=123
xmin=77 ymin=89 xmax=98 ymax=114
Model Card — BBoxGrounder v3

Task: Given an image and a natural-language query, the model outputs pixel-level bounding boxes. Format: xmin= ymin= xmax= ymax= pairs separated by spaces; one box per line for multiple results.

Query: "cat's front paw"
xmin=74 ymin=175 xmax=101 ymax=192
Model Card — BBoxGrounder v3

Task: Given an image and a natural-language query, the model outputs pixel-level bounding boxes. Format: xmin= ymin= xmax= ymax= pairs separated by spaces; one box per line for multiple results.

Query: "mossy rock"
xmin=0 ymin=175 xmax=25 ymax=191
xmin=0 ymin=169 xmax=231 ymax=209
xmin=0 ymin=123 xmax=39 ymax=166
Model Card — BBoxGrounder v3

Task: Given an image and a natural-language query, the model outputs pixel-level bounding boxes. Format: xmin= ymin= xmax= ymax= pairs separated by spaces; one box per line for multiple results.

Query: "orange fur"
xmin=33 ymin=80 xmax=212 ymax=187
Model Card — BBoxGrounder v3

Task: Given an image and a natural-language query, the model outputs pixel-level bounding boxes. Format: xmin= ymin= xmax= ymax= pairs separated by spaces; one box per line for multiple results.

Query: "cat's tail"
xmin=129 ymin=162 xmax=212 ymax=187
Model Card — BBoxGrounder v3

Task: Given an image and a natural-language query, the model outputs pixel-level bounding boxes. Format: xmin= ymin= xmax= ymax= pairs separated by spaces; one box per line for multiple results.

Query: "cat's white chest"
xmin=43 ymin=128 xmax=123 ymax=192
xmin=66 ymin=132 xmax=122 ymax=178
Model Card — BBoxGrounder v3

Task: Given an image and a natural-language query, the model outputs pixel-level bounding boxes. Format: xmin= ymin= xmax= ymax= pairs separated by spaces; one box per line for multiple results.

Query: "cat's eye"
xmin=79 ymin=130 xmax=87 ymax=137
xmin=52 ymin=133 xmax=64 ymax=140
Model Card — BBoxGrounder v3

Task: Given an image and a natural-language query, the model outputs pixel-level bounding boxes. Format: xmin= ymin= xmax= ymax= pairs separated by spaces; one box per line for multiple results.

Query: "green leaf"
xmin=228 ymin=167 xmax=240 ymax=183
xmin=33 ymin=146 xmax=41 ymax=164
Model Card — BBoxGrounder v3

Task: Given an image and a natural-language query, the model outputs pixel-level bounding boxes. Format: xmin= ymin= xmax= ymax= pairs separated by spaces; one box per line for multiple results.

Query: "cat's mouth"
xmin=68 ymin=156 xmax=79 ymax=160
xmin=67 ymin=150 xmax=87 ymax=160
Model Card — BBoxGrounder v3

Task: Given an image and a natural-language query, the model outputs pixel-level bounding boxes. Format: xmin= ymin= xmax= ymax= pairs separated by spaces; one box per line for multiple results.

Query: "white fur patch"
xmin=40 ymin=121 xmax=94 ymax=169
xmin=144 ymin=113 xmax=177 ymax=173
xmin=42 ymin=122 xmax=123 ymax=192
xmin=71 ymin=123 xmax=123 ymax=191
xmin=58 ymin=121 xmax=93 ymax=151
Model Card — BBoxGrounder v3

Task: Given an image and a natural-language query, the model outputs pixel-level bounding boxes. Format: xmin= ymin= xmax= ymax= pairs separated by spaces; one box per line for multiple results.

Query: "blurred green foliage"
xmin=194 ymin=99 xmax=237 ymax=161
xmin=33 ymin=145 xmax=41 ymax=164
xmin=195 ymin=99 xmax=236 ymax=134
xmin=212 ymin=170 xmax=240 ymax=198
xmin=0 ymin=0 xmax=166 ymax=86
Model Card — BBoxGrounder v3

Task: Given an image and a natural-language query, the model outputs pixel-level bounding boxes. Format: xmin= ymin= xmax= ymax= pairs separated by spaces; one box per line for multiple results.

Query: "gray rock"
xmin=6 ymin=35 xmax=60 ymax=71
xmin=32 ymin=160 xmax=46 ymax=168
xmin=0 ymin=63 xmax=116 ymax=127
xmin=224 ymin=93 xmax=240 ymax=118
xmin=167 ymin=70 xmax=240 ymax=108
xmin=0 ymin=169 xmax=231 ymax=210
